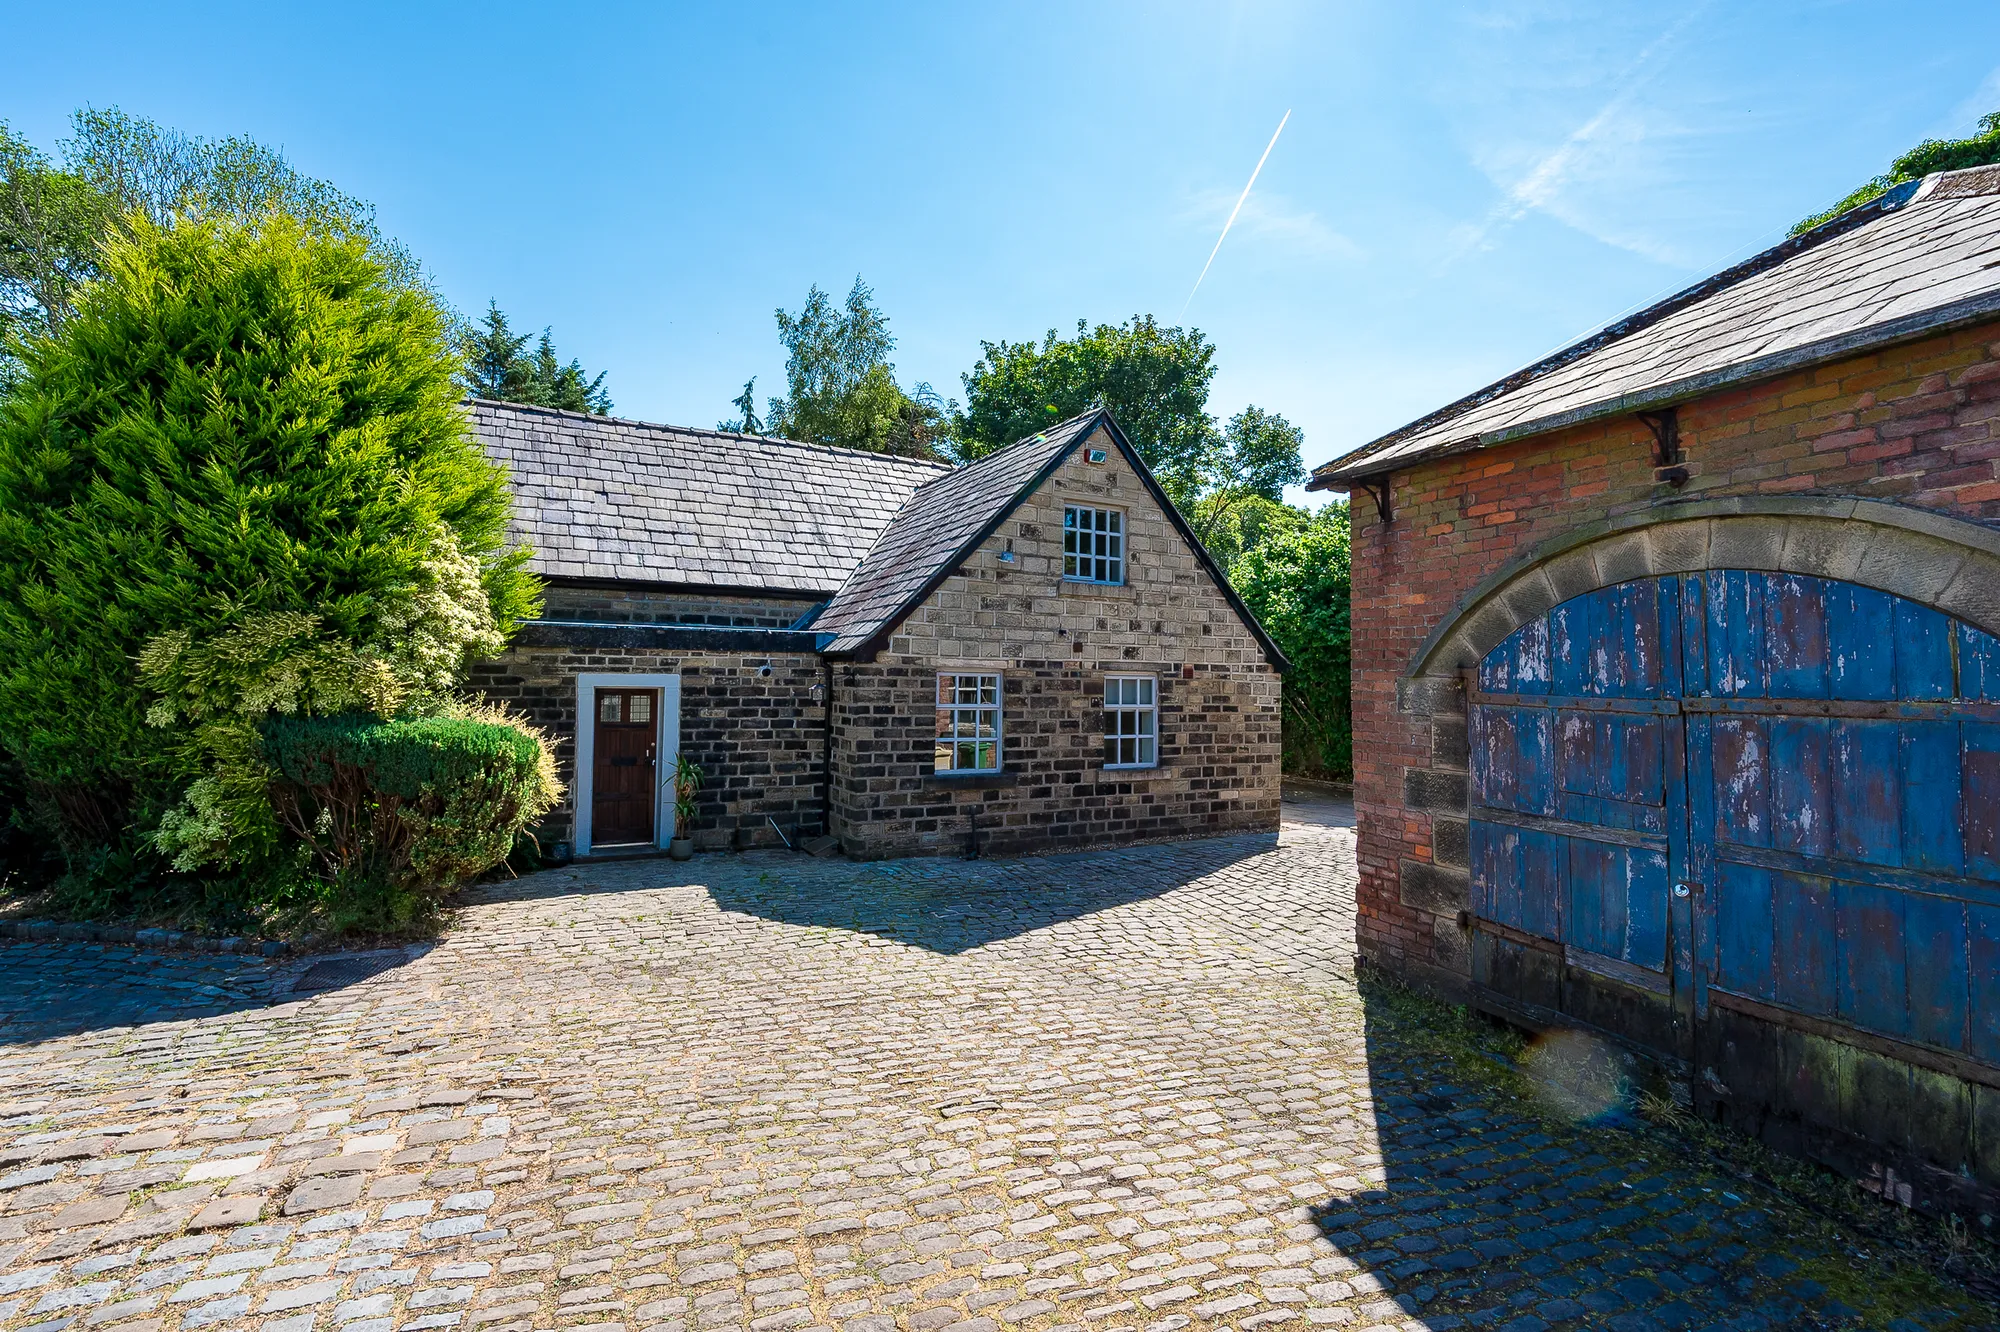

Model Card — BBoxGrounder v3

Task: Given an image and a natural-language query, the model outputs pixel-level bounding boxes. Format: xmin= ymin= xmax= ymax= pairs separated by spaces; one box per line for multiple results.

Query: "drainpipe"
xmin=820 ymin=659 xmax=835 ymax=839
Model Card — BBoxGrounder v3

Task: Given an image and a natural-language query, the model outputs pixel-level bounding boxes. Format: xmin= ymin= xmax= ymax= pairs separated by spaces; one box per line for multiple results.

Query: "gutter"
xmin=1307 ymin=174 xmax=1943 ymax=492
xmin=1312 ymin=286 xmax=2000 ymax=492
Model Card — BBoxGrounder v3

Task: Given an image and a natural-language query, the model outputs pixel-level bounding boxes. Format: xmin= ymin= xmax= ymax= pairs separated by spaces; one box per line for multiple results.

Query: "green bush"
xmin=0 ymin=212 xmax=540 ymax=911
xmin=261 ymin=707 xmax=559 ymax=930
xmin=1234 ymin=504 xmax=1353 ymax=781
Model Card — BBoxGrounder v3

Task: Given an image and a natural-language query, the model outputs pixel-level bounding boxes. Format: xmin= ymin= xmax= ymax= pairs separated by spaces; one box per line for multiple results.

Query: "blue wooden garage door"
xmin=1469 ymin=571 xmax=2000 ymax=1070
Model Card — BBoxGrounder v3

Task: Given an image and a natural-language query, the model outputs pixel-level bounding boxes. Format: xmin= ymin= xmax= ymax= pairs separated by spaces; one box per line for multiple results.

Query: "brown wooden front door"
xmin=591 ymin=688 xmax=658 ymax=846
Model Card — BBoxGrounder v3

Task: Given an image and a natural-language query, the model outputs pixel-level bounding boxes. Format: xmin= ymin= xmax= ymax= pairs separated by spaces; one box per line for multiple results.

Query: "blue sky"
xmin=9 ymin=2 xmax=2000 ymax=495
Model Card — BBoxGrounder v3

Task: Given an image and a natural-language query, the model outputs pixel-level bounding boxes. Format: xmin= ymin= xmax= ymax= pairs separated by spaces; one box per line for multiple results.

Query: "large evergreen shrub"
xmin=0 ymin=213 xmax=542 ymax=919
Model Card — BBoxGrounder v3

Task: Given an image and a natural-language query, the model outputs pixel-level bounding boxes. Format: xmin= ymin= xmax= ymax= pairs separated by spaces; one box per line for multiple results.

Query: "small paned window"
xmin=1104 ymin=676 xmax=1157 ymax=768
xmin=935 ymin=673 xmax=1002 ymax=773
xmin=598 ymin=690 xmax=654 ymax=724
xmin=1064 ymin=505 xmax=1124 ymax=584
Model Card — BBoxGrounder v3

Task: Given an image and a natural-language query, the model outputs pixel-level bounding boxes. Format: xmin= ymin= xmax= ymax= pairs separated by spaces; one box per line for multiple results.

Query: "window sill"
xmin=1096 ymin=767 xmax=1174 ymax=781
xmin=1061 ymin=577 xmax=1127 ymax=589
xmin=927 ymin=771 xmax=1018 ymax=789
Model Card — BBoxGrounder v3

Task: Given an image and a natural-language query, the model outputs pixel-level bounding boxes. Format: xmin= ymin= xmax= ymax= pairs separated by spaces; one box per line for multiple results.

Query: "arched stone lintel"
xmin=1403 ymin=496 xmax=2000 ymax=703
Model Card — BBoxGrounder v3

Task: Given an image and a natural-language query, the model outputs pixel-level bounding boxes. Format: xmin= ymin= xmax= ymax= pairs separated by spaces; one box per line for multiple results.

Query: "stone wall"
xmin=469 ymin=627 xmax=827 ymax=853
xmin=828 ymin=426 xmax=1284 ymax=858
xmin=1342 ymin=322 xmax=2000 ymax=984
xmin=540 ymin=581 xmax=822 ymax=628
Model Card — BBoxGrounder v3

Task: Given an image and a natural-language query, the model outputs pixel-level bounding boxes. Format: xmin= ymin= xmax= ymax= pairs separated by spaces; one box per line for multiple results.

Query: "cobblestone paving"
xmin=0 ymin=793 xmax=1987 ymax=1332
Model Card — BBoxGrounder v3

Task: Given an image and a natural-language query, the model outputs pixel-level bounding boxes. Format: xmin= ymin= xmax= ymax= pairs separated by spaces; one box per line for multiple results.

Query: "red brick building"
xmin=1311 ymin=164 xmax=2000 ymax=1215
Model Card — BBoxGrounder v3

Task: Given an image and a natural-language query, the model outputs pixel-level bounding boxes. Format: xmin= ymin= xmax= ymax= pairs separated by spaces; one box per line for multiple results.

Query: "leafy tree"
xmin=954 ymin=316 xmax=1219 ymax=501
xmin=764 ymin=276 xmax=950 ymax=459
xmin=0 ymin=107 xmax=419 ymax=353
xmin=720 ymin=377 xmax=764 ymax=433
xmin=0 ymin=213 xmax=540 ymax=916
xmin=1794 ymin=110 xmax=2000 ymax=234
xmin=1189 ymin=406 xmax=1307 ymax=547
xmin=1234 ymin=504 xmax=1353 ymax=780
xmin=0 ymin=126 xmax=111 ymax=352
xmin=459 ymin=301 xmax=611 ymax=414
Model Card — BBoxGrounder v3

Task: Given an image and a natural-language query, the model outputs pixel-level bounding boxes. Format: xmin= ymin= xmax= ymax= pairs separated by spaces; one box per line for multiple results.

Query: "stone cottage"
xmin=468 ymin=403 xmax=1285 ymax=861
xmin=1309 ymin=164 xmax=2000 ymax=1215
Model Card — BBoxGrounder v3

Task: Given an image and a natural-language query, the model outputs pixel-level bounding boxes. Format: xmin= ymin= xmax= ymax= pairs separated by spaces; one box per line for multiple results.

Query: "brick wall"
xmin=829 ymin=428 xmax=1283 ymax=859
xmin=540 ymin=582 xmax=821 ymax=628
xmin=468 ymin=644 xmax=827 ymax=852
xmin=1346 ymin=322 xmax=2000 ymax=979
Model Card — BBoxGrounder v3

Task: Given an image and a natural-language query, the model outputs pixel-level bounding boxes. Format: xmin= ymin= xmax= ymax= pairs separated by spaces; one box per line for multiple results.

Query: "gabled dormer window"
xmin=1064 ymin=505 xmax=1123 ymax=584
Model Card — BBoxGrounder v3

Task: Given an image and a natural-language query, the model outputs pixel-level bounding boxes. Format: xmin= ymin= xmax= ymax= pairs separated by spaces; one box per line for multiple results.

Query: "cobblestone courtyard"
xmin=0 ymin=794 xmax=1990 ymax=1332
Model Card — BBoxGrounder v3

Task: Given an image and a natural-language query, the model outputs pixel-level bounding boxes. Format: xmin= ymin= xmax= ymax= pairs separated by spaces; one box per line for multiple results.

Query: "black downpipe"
xmin=820 ymin=660 xmax=835 ymax=839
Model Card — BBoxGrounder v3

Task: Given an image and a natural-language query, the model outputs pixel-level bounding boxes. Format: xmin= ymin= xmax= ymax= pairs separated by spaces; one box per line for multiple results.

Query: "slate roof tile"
xmin=469 ymin=399 xmax=949 ymax=592
xmin=1313 ymin=165 xmax=2000 ymax=485
xmin=810 ymin=413 xmax=1102 ymax=655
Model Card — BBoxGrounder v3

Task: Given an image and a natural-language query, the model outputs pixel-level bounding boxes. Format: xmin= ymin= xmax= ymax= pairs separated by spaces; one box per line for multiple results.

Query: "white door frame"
xmin=574 ymin=673 xmax=681 ymax=857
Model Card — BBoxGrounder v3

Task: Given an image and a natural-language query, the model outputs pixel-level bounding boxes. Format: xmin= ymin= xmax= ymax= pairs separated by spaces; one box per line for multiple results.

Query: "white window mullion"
xmin=1103 ymin=675 xmax=1157 ymax=769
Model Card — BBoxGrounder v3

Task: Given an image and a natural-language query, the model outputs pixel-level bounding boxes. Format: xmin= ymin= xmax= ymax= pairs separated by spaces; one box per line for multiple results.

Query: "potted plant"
xmin=669 ymin=755 xmax=701 ymax=860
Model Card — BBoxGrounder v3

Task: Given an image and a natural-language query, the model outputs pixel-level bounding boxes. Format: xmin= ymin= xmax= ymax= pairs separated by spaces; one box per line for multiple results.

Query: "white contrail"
xmin=1182 ymin=109 xmax=1291 ymax=315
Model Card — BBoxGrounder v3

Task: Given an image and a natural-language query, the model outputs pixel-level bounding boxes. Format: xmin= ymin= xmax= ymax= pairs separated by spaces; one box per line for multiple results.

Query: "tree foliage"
xmin=763 ymin=276 xmax=952 ymax=458
xmin=720 ymin=377 xmax=764 ymax=434
xmin=460 ymin=301 xmax=612 ymax=414
xmin=1188 ymin=406 xmax=1308 ymax=548
xmin=0 ymin=107 xmax=422 ymax=359
xmin=1793 ymin=110 xmax=2000 ymax=235
xmin=954 ymin=316 xmax=1222 ymax=502
xmin=1233 ymin=504 xmax=1353 ymax=780
xmin=0 ymin=213 xmax=542 ymax=921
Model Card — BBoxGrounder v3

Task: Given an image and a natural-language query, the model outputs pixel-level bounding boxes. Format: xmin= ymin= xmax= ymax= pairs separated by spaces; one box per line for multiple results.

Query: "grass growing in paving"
xmin=1359 ymin=974 xmax=2000 ymax=1329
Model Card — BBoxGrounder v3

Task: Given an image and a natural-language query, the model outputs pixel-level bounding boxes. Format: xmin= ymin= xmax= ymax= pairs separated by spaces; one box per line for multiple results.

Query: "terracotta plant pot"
xmin=668 ymin=838 xmax=694 ymax=861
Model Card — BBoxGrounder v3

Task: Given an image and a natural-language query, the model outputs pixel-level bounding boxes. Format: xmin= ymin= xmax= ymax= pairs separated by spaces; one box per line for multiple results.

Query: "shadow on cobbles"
xmin=1323 ymin=983 xmax=1995 ymax=1332
xmin=0 ymin=942 xmax=420 ymax=1047
xmin=704 ymin=831 xmax=1281 ymax=954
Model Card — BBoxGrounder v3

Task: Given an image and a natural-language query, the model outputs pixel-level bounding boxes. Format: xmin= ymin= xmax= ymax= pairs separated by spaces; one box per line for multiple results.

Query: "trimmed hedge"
xmin=263 ymin=712 xmax=557 ymax=929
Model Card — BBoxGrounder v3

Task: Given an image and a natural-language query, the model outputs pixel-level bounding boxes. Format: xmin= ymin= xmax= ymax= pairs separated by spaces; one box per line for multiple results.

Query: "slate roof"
xmin=1311 ymin=163 xmax=2000 ymax=487
xmin=810 ymin=413 xmax=1101 ymax=654
xmin=812 ymin=410 xmax=1289 ymax=670
xmin=471 ymin=399 xmax=951 ymax=593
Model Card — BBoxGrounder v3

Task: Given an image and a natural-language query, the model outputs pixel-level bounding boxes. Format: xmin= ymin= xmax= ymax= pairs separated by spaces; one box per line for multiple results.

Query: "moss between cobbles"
xmin=1358 ymin=974 xmax=2000 ymax=1328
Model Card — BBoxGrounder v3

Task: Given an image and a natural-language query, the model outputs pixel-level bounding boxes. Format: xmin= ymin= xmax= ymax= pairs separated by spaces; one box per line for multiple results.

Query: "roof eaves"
xmin=1306 ymin=174 xmax=1932 ymax=490
xmin=1316 ymin=282 xmax=2000 ymax=487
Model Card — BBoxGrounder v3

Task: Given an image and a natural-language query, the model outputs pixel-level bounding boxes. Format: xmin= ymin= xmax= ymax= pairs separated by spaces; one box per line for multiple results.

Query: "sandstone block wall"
xmin=829 ymin=428 xmax=1284 ymax=859
xmin=469 ymin=645 xmax=827 ymax=853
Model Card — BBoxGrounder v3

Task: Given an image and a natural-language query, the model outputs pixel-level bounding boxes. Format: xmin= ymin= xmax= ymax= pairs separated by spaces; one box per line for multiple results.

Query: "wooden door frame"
xmin=574 ymin=672 xmax=681 ymax=857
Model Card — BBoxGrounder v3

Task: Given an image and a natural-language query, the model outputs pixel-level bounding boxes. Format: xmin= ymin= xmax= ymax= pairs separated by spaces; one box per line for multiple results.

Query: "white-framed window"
xmin=935 ymin=672 xmax=1002 ymax=773
xmin=1103 ymin=675 xmax=1157 ymax=769
xmin=1064 ymin=504 xmax=1124 ymax=584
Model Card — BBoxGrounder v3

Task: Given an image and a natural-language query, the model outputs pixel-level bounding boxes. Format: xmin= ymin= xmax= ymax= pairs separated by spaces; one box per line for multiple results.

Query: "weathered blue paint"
xmin=1469 ymin=569 xmax=2000 ymax=1075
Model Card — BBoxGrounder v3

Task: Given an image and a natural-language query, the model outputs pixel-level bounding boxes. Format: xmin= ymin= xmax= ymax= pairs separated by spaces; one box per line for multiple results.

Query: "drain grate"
xmin=293 ymin=952 xmax=404 ymax=994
